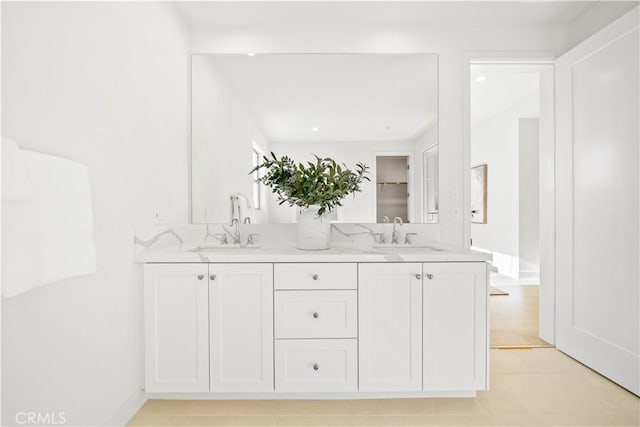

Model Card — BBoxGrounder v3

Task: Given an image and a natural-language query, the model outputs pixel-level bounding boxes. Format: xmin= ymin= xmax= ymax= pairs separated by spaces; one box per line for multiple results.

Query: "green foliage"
xmin=250 ymin=152 xmax=370 ymax=216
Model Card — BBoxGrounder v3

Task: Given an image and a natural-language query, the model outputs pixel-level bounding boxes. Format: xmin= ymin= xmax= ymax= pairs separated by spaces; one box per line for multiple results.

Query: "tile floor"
xmin=127 ymin=348 xmax=640 ymax=426
xmin=490 ymin=286 xmax=551 ymax=348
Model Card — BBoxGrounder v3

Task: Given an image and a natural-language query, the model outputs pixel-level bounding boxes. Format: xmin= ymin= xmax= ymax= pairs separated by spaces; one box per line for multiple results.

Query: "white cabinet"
xmin=275 ymin=339 xmax=358 ymax=392
xmin=144 ymin=264 xmax=209 ymax=393
xmin=275 ymin=290 xmax=357 ymax=339
xmin=143 ymin=260 xmax=488 ymax=396
xmin=422 ymin=262 xmax=488 ymax=391
xmin=358 ymin=263 xmax=423 ymax=391
xmin=274 ymin=263 xmax=357 ymax=290
xmin=209 ymin=263 xmax=274 ymax=392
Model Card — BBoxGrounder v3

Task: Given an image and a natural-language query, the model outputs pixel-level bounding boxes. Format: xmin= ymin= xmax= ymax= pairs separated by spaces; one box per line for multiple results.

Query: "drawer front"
xmin=275 ymin=339 xmax=357 ymax=392
xmin=275 ymin=290 xmax=357 ymax=339
xmin=274 ymin=263 xmax=357 ymax=290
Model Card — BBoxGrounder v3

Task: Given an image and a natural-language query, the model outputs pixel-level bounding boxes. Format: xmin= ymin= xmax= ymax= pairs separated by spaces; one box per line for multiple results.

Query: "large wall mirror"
xmin=191 ymin=54 xmax=439 ymax=224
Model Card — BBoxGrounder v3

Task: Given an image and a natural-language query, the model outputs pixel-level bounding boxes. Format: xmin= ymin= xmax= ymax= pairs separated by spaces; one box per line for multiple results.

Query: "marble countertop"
xmin=136 ymin=242 xmax=491 ymax=264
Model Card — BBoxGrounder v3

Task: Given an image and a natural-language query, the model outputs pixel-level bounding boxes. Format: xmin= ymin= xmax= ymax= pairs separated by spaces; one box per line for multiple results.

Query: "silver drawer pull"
xmin=312 ymin=274 xmax=319 ymax=280
xmin=415 ymin=274 xmax=422 ymax=280
xmin=426 ymin=274 xmax=434 ymax=280
xmin=197 ymin=274 xmax=204 ymax=280
xmin=210 ymin=274 xmax=216 ymax=281
xmin=313 ymin=312 xmax=319 ymax=319
xmin=313 ymin=363 xmax=319 ymax=371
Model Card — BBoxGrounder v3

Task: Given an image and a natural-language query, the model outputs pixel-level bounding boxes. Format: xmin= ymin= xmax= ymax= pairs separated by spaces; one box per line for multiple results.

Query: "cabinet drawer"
xmin=275 ymin=291 xmax=357 ymax=339
xmin=275 ymin=339 xmax=357 ymax=392
xmin=274 ymin=263 xmax=357 ymax=290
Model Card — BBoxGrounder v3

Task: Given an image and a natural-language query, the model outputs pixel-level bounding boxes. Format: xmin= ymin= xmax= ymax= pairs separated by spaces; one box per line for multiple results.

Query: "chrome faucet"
xmin=392 ymin=217 xmax=403 ymax=244
xmin=230 ymin=218 xmax=241 ymax=244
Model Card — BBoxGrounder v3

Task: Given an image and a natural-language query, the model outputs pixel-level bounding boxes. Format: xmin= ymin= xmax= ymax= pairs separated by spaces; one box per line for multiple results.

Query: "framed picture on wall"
xmin=470 ymin=164 xmax=487 ymax=224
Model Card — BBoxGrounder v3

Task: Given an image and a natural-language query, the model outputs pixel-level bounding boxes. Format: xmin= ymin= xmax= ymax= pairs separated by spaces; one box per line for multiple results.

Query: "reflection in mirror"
xmin=422 ymin=144 xmax=439 ymax=223
xmin=191 ymin=54 xmax=438 ymax=224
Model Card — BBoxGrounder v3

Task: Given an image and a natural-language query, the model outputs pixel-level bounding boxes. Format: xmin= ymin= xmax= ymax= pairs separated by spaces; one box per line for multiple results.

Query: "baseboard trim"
xmin=103 ymin=390 xmax=147 ymax=427
xmin=145 ymin=390 xmax=477 ymax=400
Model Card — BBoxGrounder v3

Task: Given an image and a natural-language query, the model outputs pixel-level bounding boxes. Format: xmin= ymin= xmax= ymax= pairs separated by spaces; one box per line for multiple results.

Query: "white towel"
xmin=2 ymin=149 xmax=96 ymax=297
xmin=2 ymin=137 xmax=35 ymax=202
xmin=233 ymin=193 xmax=255 ymax=223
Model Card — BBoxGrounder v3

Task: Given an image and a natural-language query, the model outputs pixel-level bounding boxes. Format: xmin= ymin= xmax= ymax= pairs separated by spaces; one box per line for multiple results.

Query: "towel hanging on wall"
xmin=2 ymin=138 xmax=97 ymax=298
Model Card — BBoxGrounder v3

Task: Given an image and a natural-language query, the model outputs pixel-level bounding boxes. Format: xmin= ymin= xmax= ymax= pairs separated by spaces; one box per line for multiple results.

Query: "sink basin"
xmin=371 ymin=244 xmax=445 ymax=252
xmin=184 ymin=243 xmax=262 ymax=252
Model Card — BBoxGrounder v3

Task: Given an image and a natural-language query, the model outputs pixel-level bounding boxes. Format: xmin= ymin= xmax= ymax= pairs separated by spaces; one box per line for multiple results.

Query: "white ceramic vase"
xmin=296 ymin=205 xmax=331 ymax=250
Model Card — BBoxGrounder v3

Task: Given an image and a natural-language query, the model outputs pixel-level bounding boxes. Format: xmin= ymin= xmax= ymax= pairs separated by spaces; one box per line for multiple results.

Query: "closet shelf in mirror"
xmin=377 ymin=181 xmax=408 ymax=185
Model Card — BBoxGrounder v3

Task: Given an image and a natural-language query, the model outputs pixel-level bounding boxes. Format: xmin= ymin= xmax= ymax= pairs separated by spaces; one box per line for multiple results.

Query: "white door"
xmin=555 ymin=8 xmax=639 ymax=395
xmin=209 ymin=263 xmax=274 ymax=392
xmin=423 ymin=262 xmax=487 ymax=391
xmin=358 ymin=263 xmax=422 ymax=391
xmin=144 ymin=264 xmax=209 ymax=392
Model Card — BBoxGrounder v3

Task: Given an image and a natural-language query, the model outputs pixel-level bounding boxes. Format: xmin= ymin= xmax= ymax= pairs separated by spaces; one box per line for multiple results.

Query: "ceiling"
xmin=206 ymin=54 xmax=438 ymax=142
xmin=470 ymin=64 xmax=545 ymax=127
xmin=174 ymin=1 xmax=611 ymax=30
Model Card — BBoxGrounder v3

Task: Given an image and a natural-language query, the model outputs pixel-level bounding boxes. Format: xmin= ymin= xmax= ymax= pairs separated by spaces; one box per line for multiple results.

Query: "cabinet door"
xmin=144 ymin=263 xmax=209 ymax=392
xmin=209 ymin=263 xmax=274 ymax=392
xmin=423 ymin=262 xmax=488 ymax=391
xmin=358 ymin=263 xmax=423 ymax=391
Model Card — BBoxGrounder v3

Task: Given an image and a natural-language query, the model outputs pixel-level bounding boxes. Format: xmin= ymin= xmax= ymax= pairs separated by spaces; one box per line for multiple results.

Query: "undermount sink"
xmin=371 ymin=244 xmax=445 ymax=252
xmin=183 ymin=243 xmax=262 ymax=252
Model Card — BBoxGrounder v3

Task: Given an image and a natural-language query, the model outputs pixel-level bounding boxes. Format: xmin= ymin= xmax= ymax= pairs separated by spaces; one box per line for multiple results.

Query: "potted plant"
xmin=250 ymin=153 xmax=370 ymax=250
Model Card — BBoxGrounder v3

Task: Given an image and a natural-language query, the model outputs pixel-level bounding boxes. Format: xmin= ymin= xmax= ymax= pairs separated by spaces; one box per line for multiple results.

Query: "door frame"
xmin=373 ymin=151 xmax=415 ymax=223
xmin=463 ymin=52 xmax=557 ymax=345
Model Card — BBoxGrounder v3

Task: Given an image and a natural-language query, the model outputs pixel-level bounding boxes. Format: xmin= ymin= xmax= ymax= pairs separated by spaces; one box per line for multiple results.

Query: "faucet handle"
xmin=404 ymin=233 xmax=418 ymax=244
xmin=383 ymin=216 xmax=390 ymax=223
xmin=243 ymin=217 xmax=252 ymax=224
xmin=373 ymin=233 xmax=386 ymax=244
xmin=214 ymin=233 xmax=228 ymax=244
xmin=246 ymin=233 xmax=259 ymax=245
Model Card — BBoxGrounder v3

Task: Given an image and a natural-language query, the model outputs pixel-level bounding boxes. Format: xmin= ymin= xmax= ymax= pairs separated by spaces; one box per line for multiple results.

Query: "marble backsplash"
xmin=135 ymin=222 xmax=441 ymax=254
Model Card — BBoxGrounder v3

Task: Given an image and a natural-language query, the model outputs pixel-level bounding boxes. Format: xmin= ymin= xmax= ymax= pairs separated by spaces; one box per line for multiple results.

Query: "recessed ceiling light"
xmin=311 ymin=127 xmax=319 ymax=132
xmin=247 ymin=53 xmax=256 ymax=57
xmin=474 ymin=75 xmax=487 ymax=83
xmin=385 ymin=126 xmax=391 ymax=130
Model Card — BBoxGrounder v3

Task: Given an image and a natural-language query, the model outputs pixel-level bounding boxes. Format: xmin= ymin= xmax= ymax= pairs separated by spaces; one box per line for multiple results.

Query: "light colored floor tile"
xmin=128 ymin=349 xmax=640 ymax=427
xmin=531 ymin=412 xmax=640 ymax=426
xmin=128 ymin=414 xmax=278 ymax=426
xmin=490 ymin=285 xmax=551 ymax=348
xmin=275 ymin=414 xmax=469 ymax=426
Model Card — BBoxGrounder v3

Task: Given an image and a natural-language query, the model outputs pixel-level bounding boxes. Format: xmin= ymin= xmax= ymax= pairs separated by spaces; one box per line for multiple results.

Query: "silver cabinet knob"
xmin=313 ymin=363 xmax=319 ymax=371
xmin=415 ymin=274 xmax=422 ymax=280
xmin=312 ymin=274 xmax=318 ymax=280
xmin=313 ymin=312 xmax=319 ymax=319
xmin=210 ymin=274 xmax=216 ymax=281
xmin=426 ymin=274 xmax=434 ymax=280
xmin=197 ymin=274 xmax=204 ymax=280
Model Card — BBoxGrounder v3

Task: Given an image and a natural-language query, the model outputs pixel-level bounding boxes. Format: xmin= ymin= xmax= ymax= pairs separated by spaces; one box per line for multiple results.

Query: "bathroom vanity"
xmin=138 ymin=229 xmax=490 ymax=399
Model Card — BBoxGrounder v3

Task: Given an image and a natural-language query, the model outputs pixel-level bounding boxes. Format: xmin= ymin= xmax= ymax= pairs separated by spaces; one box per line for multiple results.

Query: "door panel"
xmin=209 ymin=263 xmax=274 ymax=392
xmin=358 ymin=263 xmax=423 ymax=391
xmin=144 ymin=264 xmax=209 ymax=392
xmin=423 ymin=262 xmax=487 ymax=391
xmin=556 ymin=9 xmax=639 ymax=395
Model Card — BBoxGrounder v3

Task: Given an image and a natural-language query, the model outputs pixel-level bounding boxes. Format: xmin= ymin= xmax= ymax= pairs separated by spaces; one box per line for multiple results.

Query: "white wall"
xmin=519 ymin=118 xmax=540 ymax=277
xmin=470 ymin=92 xmax=538 ymax=278
xmin=191 ymin=56 xmax=269 ymax=223
xmin=188 ymin=22 xmax=562 ymax=245
xmin=268 ymin=140 xmax=415 ymax=223
xmin=1 ymin=3 xmax=189 ymax=425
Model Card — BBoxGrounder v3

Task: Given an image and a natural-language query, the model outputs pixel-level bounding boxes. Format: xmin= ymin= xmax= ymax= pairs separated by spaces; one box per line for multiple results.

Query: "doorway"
xmin=469 ymin=63 xmax=554 ymax=348
xmin=375 ymin=154 xmax=411 ymax=223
